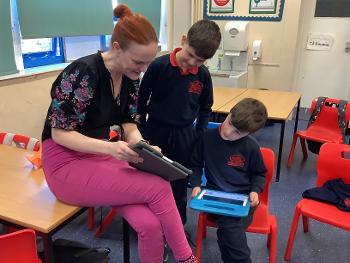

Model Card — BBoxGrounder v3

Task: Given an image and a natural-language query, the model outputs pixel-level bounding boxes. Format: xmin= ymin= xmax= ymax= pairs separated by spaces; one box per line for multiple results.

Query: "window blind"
xmin=119 ymin=0 xmax=161 ymax=37
xmin=16 ymin=0 xmax=114 ymax=39
xmin=0 ymin=0 xmax=18 ymax=76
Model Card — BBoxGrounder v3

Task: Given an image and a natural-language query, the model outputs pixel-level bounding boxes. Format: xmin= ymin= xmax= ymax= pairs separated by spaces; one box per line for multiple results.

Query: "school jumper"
xmin=190 ymin=127 xmax=266 ymax=263
xmin=42 ymin=52 xmax=192 ymax=263
xmin=138 ymin=48 xmax=213 ymax=224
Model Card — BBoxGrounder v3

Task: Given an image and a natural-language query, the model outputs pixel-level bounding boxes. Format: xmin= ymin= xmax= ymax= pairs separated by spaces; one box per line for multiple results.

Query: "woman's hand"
xmin=129 ymin=139 xmax=162 ymax=153
xmin=109 ymin=141 xmax=143 ymax=163
xmin=249 ymin=192 xmax=260 ymax=207
xmin=191 ymin=187 xmax=202 ymax=198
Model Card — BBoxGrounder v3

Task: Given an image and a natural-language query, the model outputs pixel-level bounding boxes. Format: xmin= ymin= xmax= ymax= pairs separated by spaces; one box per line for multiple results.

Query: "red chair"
xmin=195 ymin=148 xmax=277 ymax=263
xmin=287 ymin=97 xmax=350 ymax=168
xmin=0 ymin=132 xmax=41 ymax=152
xmin=0 ymin=229 xmax=41 ymax=263
xmin=284 ymin=142 xmax=350 ymax=261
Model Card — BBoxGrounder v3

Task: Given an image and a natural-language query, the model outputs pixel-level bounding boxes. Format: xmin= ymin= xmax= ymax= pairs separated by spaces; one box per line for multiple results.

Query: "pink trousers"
xmin=42 ymin=139 xmax=192 ymax=263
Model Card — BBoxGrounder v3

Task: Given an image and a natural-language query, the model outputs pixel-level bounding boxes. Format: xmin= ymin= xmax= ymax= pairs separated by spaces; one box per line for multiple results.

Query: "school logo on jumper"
xmin=227 ymin=155 xmax=245 ymax=168
xmin=344 ymin=197 xmax=350 ymax=207
xmin=188 ymin=81 xmax=203 ymax=95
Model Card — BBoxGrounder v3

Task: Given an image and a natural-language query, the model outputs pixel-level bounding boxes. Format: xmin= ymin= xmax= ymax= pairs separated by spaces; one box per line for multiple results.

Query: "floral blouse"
xmin=42 ymin=52 xmax=140 ymax=141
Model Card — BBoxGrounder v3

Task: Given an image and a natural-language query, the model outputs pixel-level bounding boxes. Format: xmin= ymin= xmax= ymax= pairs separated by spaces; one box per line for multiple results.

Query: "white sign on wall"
xmin=306 ymin=33 xmax=334 ymax=51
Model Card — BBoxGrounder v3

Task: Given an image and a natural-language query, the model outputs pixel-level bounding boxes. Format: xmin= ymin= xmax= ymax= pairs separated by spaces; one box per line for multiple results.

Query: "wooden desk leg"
xmin=123 ymin=218 xmax=130 ymax=263
xmin=276 ymin=121 xmax=285 ymax=182
xmin=294 ymin=99 xmax=301 ymax=134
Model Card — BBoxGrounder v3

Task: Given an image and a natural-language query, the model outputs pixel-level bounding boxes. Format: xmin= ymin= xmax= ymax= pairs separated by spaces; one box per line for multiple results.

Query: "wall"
xmin=292 ymin=0 xmax=350 ymax=107
xmin=170 ymin=0 xmax=192 ymax=49
xmin=0 ymin=71 xmax=59 ymax=139
xmin=247 ymin=0 xmax=302 ymax=90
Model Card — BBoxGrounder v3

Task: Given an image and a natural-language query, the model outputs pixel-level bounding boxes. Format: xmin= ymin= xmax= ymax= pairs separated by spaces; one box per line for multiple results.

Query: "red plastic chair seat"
xmin=287 ymin=97 xmax=350 ymax=168
xmin=298 ymin=199 xmax=350 ymax=230
xmin=298 ymin=128 xmax=342 ymax=143
xmin=247 ymin=204 xmax=271 ymax=232
xmin=284 ymin=143 xmax=350 ymax=261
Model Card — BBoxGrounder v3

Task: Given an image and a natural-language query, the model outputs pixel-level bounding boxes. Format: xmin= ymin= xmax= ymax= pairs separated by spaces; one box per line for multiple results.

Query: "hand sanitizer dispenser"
xmin=252 ymin=40 xmax=262 ymax=61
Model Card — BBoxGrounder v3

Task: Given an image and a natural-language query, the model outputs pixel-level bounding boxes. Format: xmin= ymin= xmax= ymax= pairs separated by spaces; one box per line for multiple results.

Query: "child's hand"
xmin=191 ymin=187 xmax=201 ymax=197
xmin=249 ymin=192 xmax=260 ymax=207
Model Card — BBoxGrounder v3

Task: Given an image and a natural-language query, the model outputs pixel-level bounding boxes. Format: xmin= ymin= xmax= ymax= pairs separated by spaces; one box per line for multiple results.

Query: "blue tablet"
xmin=190 ymin=189 xmax=250 ymax=217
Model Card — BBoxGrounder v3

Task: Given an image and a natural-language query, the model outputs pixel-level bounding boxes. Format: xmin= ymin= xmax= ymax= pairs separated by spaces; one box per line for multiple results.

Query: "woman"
xmin=41 ymin=5 xmax=198 ymax=263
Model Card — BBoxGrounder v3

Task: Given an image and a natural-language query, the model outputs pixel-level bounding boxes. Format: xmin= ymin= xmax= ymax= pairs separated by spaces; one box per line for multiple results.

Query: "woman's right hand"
xmin=109 ymin=141 xmax=143 ymax=163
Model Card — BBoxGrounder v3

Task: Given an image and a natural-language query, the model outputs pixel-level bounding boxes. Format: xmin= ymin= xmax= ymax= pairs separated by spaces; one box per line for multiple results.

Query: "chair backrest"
xmin=309 ymin=97 xmax=350 ymax=139
xmin=0 ymin=229 xmax=41 ymax=263
xmin=0 ymin=132 xmax=40 ymax=151
xmin=316 ymin=142 xmax=350 ymax=187
xmin=259 ymin=147 xmax=275 ymax=205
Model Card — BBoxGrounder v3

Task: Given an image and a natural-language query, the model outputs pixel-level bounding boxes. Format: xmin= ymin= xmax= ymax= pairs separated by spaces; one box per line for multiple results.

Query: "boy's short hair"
xmin=187 ymin=20 xmax=221 ymax=60
xmin=229 ymin=98 xmax=268 ymax=133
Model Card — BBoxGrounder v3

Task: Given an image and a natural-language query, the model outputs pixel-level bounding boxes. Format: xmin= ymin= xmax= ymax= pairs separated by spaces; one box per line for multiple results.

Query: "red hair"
xmin=111 ymin=4 xmax=158 ymax=49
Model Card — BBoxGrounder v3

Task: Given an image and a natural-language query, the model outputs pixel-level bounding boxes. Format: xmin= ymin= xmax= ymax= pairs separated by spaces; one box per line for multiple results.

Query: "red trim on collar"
xmin=169 ymin=48 xmax=199 ymax=75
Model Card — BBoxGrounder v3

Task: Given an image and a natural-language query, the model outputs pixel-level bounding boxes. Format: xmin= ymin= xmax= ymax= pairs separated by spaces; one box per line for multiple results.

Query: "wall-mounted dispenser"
xmin=252 ymin=40 xmax=262 ymax=61
xmin=223 ymin=21 xmax=249 ymax=54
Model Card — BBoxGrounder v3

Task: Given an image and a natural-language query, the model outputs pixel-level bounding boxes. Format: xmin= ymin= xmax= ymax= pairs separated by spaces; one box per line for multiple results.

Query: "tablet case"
xmin=190 ymin=189 xmax=250 ymax=217
xmin=129 ymin=141 xmax=192 ymax=181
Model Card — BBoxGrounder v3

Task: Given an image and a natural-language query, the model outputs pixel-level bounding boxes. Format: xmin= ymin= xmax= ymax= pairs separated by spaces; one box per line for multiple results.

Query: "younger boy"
xmin=138 ymin=19 xmax=221 ymax=225
xmin=190 ymin=98 xmax=268 ymax=263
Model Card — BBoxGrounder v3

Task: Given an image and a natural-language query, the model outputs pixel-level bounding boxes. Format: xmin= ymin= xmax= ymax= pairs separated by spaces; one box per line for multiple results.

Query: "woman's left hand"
xmin=129 ymin=139 xmax=162 ymax=153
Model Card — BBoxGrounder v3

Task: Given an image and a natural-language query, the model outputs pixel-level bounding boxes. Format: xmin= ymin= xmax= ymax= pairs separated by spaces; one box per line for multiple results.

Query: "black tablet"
xmin=129 ymin=141 xmax=192 ymax=181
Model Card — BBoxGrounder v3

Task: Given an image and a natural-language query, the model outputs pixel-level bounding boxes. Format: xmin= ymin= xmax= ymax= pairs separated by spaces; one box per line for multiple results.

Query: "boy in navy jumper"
xmin=138 ymin=19 xmax=221 ymax=225
xmin=190 ymin=98 xmax=268 ymax=263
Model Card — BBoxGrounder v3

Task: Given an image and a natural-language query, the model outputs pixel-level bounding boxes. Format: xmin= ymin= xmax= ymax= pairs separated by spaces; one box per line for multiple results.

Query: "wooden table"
xmin=212 ymin=87 xmax=247 ymax=111
xmin=0 ymin=145 xmax=84 ymax=262
xmin=214 ymin=89 xmax=301 ymax=182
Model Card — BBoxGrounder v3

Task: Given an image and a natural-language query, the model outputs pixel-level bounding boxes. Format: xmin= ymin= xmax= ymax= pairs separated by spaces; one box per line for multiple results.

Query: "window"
xmin=100 ymin=19 xmax=116 ymax=51
xmin=10 ymin=0 xmax=65 ymax=69
xmin=21 ymin=37 xmax=65 ymax=68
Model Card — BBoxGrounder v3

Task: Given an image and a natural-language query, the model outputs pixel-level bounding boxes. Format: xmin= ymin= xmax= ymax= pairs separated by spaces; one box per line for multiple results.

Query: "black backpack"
xmin=53 ymin=238 xmax=111 ymax=263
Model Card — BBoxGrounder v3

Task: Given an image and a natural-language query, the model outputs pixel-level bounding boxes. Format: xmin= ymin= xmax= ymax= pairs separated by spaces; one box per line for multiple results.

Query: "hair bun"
xmin=114 ymin=4 xmax=133 ymax=18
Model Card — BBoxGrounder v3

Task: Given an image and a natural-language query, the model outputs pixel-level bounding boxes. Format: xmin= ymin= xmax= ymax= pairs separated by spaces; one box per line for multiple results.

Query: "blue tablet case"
xmin=190 ymin=189 xmax=250 ymax=217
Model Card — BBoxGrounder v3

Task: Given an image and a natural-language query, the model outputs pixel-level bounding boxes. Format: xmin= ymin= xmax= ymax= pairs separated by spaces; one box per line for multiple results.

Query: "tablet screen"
xmin=202 ymin=195 xmax=245 ymax=206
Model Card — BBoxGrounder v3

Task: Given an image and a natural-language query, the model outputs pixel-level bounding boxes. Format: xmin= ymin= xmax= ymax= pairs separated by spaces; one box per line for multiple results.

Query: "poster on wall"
xmin=249 ymin=0 xmax=277 ymax=14
xmin=204 ymin=0 xmax=285 ymax=21
xmin=209 ymin=0 xmax=234 ymax=13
